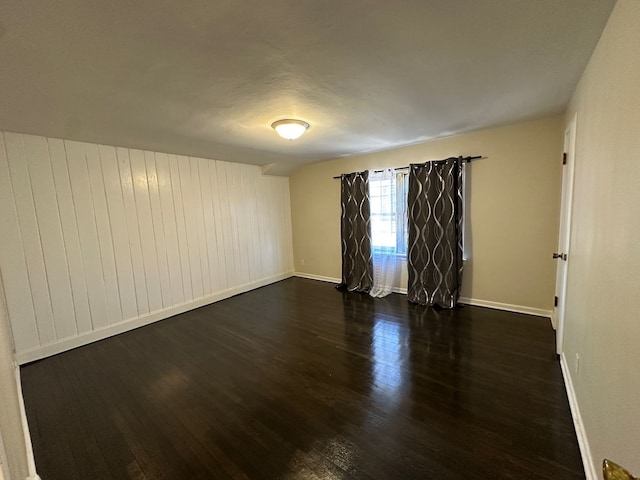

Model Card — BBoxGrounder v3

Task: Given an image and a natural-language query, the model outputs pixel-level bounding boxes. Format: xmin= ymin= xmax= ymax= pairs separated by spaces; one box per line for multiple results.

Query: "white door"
xmin=554 ymin=113 xmax=577 ymax=354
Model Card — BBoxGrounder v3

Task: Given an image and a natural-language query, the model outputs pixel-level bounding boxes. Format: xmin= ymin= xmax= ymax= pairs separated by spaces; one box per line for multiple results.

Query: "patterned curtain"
xmin=407 ymin=157 xmax=464 ymax=308
xmin=337 ymin=171 xmax=373 ymax=293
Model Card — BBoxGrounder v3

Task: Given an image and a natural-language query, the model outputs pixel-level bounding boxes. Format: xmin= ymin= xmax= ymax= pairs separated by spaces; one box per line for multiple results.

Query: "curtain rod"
xmin=332 ymin=155 xmax=484 ymax=179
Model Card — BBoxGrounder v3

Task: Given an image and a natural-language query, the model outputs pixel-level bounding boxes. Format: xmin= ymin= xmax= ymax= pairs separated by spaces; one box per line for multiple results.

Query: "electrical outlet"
xmin=575 ymin=353 xmax=580 ymax=374
xmin=300 ymin=258 xmax=305 ymax=266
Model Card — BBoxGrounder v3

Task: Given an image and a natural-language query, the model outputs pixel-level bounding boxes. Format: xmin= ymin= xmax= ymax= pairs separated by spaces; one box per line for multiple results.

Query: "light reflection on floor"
xmin=372 ymin=317 xmax=407 ymax=397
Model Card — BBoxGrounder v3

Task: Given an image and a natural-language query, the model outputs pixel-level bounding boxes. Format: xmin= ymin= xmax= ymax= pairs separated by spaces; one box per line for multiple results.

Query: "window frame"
xmin=369 ymin=170 xmax=408 ymax=257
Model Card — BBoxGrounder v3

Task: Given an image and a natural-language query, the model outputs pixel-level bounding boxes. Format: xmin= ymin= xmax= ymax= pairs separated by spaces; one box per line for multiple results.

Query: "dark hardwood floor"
xmin=21 ymin=277 xmax=584 ymax=479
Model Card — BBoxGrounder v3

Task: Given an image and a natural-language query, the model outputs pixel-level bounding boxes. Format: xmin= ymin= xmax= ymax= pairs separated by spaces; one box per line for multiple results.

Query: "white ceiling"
xmin=0 ymin=0 xmax=615 ymax=175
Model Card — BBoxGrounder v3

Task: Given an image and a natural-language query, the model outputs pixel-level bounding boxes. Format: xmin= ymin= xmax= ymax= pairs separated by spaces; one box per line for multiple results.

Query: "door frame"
xmin=554 ymin=113 xmax=577 ymax=354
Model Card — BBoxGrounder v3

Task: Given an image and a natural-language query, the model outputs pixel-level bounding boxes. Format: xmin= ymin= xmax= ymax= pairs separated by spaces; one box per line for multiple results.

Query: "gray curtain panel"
xmin=337 ymin=171 xmax=373 ymax=293
xmin=407 ymin=157 xmax=464 ymax=308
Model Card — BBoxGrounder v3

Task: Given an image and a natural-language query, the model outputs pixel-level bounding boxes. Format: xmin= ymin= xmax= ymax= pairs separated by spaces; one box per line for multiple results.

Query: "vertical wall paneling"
xmin=208 ymin=160 xmax=228 ymax=290
xmin=259 ymin=176 xmax=274 ymax=275
xmin=198 ymin=158 xmax=220 ymax=293
xmin=265 ymin=180 xmax=281 ymax=273
xmin=99 ymin=145 xmax=138 ymax=321
xmin=23 ymin=135 xmax=77 ymax=340
xmin=254 ymin=169 xmax=270 ymax=278
xmin=268 ymin=181 xmax=279 ymax=271
xmin=236 ymin=163 xmax=251 ymax=282
xmin=226 ymin=163 xmax=246 ymax=283
xmin=245 ymin=165 xmax=262 ymax=280
xmin=4 ymin=133 xmax=57 ymax=345
xmin=117 ymin=147 xmax=150 ymax=316
xmin=216 ymin=162 xmax=237 ymax=287
xmin=145 ymin=151 xmax=172 ymax=308
xmin=168 ymin=154 xmax=192 ymax=301
xmin=190 ymin=157 xmax=211 ymax=296
xmin=278 ymin=180 xmax=289 ymax=270
xmin=240 ymin=165 xmax=256 ymax=281
xmin=49 ymin=139 xmax=93 ymax=335
xmin=85 ymin=143 xmax=122 ymax=324
xmin=66 ymin=140 xmax=109 ymax=330
xmin=179 ymin=155 xmax=203 ymax=299
xmin=282 ymin=179 xmax=294 ymax=270
xmin=271 ymin=181 xmax=283 ymax=272
xmin=0 ymin=133 xmax=39 ymax=351
xmin=257 ymin=177 xmax=272 ymax=274
xmin=130 ymin=149 xmax=163 ymax=312
xmin=155 ymin=153 xmax=184 ymax=306
xmin=0 ymin=132 xmax=294 ymax=363
xmin=234 ymin=163 xmax=250 ymax=282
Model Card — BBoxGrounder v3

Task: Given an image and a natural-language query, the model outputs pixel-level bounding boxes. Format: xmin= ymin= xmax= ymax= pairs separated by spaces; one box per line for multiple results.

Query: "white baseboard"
xmin=16 ymin=271 xmax=294 ymax=365
xmin=294 ymin=273 xmax=551 ymax=319
xmin=294 ymin=272 xmax=341 ymax=284
xmin=560 ymin=353 xmax=597 ymax=480
xmin=459 ymin=297 xmax=552 ymax=320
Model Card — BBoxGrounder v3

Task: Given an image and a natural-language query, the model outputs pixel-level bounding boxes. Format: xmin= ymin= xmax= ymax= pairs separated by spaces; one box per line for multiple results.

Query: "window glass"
xmin=369 ymin=171 xmax=407 ymax=254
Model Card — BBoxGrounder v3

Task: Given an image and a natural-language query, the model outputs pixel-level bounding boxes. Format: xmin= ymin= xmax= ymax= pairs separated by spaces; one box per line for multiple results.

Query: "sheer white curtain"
xmin=369 ymin=169 xmax=397 ymax=297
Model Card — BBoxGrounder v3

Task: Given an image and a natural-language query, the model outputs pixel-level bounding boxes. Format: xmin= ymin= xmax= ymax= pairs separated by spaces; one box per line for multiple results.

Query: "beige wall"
xmin=290 ymin=115 xmax=563 ymax=311
xmin=0 ymin=271 xmax=30 ymax=480
xmin=563 ymin=0 xmax=640 ymax=476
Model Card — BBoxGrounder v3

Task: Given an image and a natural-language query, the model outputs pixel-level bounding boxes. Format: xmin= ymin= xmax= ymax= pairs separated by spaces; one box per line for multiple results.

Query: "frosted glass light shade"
xmin=271 ymin=119 xmax=309 ymax=140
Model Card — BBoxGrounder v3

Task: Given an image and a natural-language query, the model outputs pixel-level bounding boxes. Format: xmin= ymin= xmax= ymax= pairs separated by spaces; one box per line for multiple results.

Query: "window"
xmin=369 ymin=171 xmax=408 ymax=255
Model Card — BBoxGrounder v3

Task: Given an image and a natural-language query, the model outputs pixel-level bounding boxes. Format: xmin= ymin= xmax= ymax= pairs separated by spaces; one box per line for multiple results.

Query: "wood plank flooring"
xmin=21 ymin=277 xmax=584 ymax=479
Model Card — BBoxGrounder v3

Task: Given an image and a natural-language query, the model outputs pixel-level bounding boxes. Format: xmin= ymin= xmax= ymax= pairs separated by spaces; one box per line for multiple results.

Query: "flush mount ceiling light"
xmin=271 ymin=119 xmax=310 ymax=140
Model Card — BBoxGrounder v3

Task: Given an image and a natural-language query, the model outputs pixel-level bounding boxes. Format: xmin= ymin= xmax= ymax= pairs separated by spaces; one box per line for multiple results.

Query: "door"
xmin=554 ymin=113 xmax=577 ymax=354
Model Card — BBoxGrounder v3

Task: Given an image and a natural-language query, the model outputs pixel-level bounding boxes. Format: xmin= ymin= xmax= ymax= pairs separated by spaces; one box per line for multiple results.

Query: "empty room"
xmin=0 ymin=1 xmax=638 ymax=479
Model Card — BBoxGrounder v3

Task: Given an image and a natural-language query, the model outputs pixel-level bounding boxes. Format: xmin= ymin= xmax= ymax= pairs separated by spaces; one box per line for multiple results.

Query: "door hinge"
xmin=562 ymin=152 xmax=567 ymax=165
xmin=554 ymin=296 xmax=558 ymax=307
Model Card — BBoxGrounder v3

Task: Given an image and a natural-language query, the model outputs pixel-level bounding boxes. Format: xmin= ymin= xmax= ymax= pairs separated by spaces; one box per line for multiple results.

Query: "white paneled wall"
xmin=0 ymin=132 xmax=294 ymax=363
